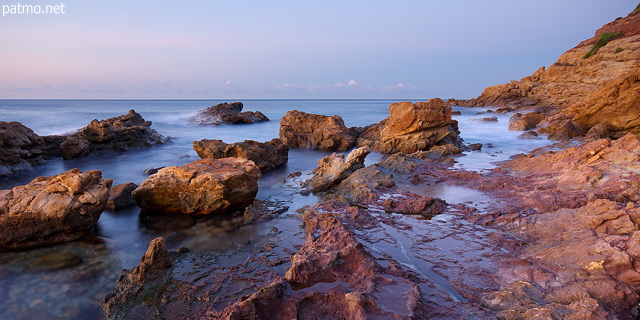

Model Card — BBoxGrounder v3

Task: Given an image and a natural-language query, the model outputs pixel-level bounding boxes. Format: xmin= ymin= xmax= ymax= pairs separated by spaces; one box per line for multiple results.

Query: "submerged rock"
xmin=0 ymin=169 xmax=112 ymax=250
xmin=306 ymin=146 xmax=370 ymax=192
xmin=357 ymin=99 xmax=462 ymax=154
xmin=59 ymin=110 xmax=169 ymax=159
xmin=193 ymin=138 xmax=288 ymax=172
xmin=0 ymin=121 xmax=58 ymax=176
xmin=279 ymin=110 xmax=357 ymax=151
xmin=132 ymin=158 xmax=260 ymax=215
xmin=190 ymin=102 xmax=269 ymax=125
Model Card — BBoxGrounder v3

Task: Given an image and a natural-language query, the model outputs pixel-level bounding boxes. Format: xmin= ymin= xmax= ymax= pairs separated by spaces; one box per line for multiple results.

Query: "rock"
xmin=517 ymin=131 xmax=542 ymax=140
xmin=132 ymin=158 xmax=261 ymax=215
xmin=538 ymin=117 xmax=588 ymax=140
xmin=585 ymin=123 xmax=612 ymax=140
xmin=0 ymin=121 xmax=58 ymax=176
xmin=508 ymin=112 xmax=546 ymax=131
xmin=106 ymin=182 xmax=138 ymax=211
xmin=383 ymin=195 xmax=447 ymax=217
xmin=143 ymin=167 xmax=164 ymax=175
xmin=306 ymin=146 xmax=370 ymax=192
xmin=452 ymin=110 xmax=462 ymax=115
xmin=334 ymin=166 xmax=395 ymax=203
xmin=193 ymin=138 xmax=288 ymax=172
xmin=357 ymin=99 xmax=462 ymax=154
xmin=27 ymin=252 xmax=83 ymax=272
xmin=59 ymin=110 xmax=169 ymax=159
xmin=0 ymin=169 xmax=112 ymax=250
xmin=190 ymin=102 xmax=269 ymax=125
xmin=474 ymin=116 xmax=498 ymax=122
xmin=279 ymin=110 xmax=356 ymax=151
xmin=465 ymin=143 xmax=484 ymax=151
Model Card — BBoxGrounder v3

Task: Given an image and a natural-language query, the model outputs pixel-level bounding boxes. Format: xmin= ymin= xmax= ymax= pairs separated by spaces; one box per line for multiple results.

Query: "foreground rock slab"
xmin=0 ymin=169 xmax=112 ymax=250
xmin=190 ymin=102 xmax=269 ymax=125
xmin=60 ymin=110 xmax=169 ymax=159
xmin=193 ymin=138 xmax=288 ymax=172
xmin=279 ymin=110 xmax=357 ymax=151
xmin=132 ymin=158 xmax=261 ymax=215
xmin=357 ymin=99 xmax=462 ymax=154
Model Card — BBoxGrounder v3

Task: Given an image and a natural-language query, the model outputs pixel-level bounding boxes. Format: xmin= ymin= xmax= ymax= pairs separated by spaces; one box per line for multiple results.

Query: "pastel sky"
xmin=0 ymin=1 xmax=635 ymax=99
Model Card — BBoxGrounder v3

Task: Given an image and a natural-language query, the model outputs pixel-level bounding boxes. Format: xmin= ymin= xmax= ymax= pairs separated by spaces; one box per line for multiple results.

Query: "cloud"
xmin=381 ymin=82 xmax=417 ymax=92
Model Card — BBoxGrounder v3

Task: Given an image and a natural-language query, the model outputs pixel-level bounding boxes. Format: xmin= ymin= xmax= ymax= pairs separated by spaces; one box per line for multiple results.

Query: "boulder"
xmin=0 ymin=121 xmax=58 ymax=176
xmin=106 ymin=182 xmax=138 ymax=211
xmin=334 ymin=166 xmax=395 ymax=203
xmin=383 ymin=195 xmax=447 ymax=217
xmin=132 ymin=158 xmax=261 ymax=215
xmin=357 ymin=99 xmax=462 ymax=154
xmin=190 ymin=102 xmax=269 ymax=125
xmin=59 ymin=110 xmax=169 ymax=159
xmin=193 ymin=138 xmax=288 ymax=172
xmin=306 ymin=146 xmax=370 ymax=192
xmin=279 ymin=110 xmax=356 ymax=151
xmin=508 ymin=112 xmax=546 ymax=131
xmin=0 ymin=169 xmax=112 ymax=250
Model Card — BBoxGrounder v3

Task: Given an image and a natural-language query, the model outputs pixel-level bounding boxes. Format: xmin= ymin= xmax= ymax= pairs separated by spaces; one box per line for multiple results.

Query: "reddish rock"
xmin=0 ymin=169 xmax=111 ymax=250
xmin=306 ymin=146 xmax=370 ymax=192
xmin=106 ymin=182 xmax=138 ymax=211
xmin=59 ymin=110 xmax=168 ymax=159
xmin=279 ymin=110 xmax=356 ymax=151
xmin=383 ymin=195 xmax=447 ymax=217
xmin=190 ymin=102 xmax=269 ymax=125
xmin=193 ymin=138 xmax=288 ymax=172
xmin=508 ymin=112 xmax=546 ymax=131
xmin=132 ymin=158 xmax=261 ymax=215
xmin=357 ymin=99 xmax=462 ymax=154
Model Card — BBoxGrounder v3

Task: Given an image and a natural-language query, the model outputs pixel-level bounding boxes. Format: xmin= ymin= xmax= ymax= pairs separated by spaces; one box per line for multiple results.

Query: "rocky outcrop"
xmin=279 ymin=110 xmax=356 ymax=151
xmin=452 ymin=7 xmax=640 ymax=139
xmin=59 ymin=110 xmax=168 ymax=159
xmin=0 ymin=121 xmax=59 ymax=176
xmin=306 ymin=146 xmax=370 ymax=192
xmin=333 ymin=166 xmax=395 ymax=203
xmin=106 ymin=182 xmax=138 ymax=211
xmin=508 ymin=111 xmax=546 ymax=131
xmin=383 ymin=194 xmax=447 ymax=217
xmin=190 ymin=102 xmax=269 ymax=125
xmin=357 ymin=99 xmax=462 ymax=154
xmin=132 ymin=158 xmax=260 ymax=215
xmin=193 ymin=138 xmax=288 ymax=172
xmin=0 ymin=169 xmax=111 ymax=250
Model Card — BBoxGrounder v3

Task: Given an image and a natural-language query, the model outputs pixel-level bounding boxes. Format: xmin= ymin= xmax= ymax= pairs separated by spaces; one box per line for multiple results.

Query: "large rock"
xmin=279 ymin=110 xmax=356 ymax=151
xmin=193 ymin=138 xmax=288 ymax=172
xmin=357 ymin=99 xmax=462 ymax=154
xmin=306 ymin=146 xmax=370 ymax=192
xmin=132 ymin=158 xmax=261 ymax=215
xmin=106 ymin=182 xmax=138 ymax=211
xmin=508 ymin=111 xmax=546 ymax=131
xmin=59 ymin=110 xmax=168 ymax=159
xmin=190 ymin=102 xmax=269 ymax=125
xmin=0 ymin=169 xmax=111 ymax=250
xmin=0 ymin=121 xmax=59 ymax=176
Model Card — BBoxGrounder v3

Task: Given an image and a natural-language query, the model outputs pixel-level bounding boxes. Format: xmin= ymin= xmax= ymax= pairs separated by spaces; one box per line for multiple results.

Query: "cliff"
xmin=456 ymin=4 xmax=640 ymax=136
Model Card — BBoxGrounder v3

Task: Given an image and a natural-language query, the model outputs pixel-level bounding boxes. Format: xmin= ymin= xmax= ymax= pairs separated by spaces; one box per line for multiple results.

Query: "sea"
xmin=0 ymin=99 xmax=551 ymax=319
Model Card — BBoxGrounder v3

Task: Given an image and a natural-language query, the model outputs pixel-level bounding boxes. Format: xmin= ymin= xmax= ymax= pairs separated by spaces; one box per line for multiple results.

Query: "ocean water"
xmin=0 ymin=99 xmax=551 ymax=319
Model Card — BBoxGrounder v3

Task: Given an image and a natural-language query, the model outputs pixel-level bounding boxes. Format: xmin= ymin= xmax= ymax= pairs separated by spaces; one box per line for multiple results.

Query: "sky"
xmin=0 ymin=1 xmax=635 ymax=99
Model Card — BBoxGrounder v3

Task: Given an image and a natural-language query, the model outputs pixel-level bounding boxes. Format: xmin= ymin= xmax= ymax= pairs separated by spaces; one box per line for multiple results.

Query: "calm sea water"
xmin=0 ymin=99 xmax=551 ymax=319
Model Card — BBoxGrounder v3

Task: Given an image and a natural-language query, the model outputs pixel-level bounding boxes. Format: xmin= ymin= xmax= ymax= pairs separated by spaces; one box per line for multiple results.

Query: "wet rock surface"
xmin=193 ymin=138 xmax=288 ymax=172
xmin=132 ymin=158 xmax=261 ymax=215
xmin=190 ymin=102 xmax=269 ymax=125
xmin=0 ymin=169 xmax=112 ymax=251
xmin=60 ymin=110 xmax=169 ymax=159
xmin=357 ymin=99 xmax=463 ymax=154
xmin=0 ymin=121 xmax=58 ymax=176
xmin=306 ymin=146 xmax=370 ymax=192
xmin=279 ymin=110 xmax=357 ymax=151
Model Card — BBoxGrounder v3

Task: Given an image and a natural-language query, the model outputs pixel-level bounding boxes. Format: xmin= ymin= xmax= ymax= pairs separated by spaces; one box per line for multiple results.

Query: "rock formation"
xmin=0 ymin=169 xmax=111 ymax=250
xmin=357 ymin=99 xmax=462 ymax=154
xmin=59 ymin=110 xmax=169 ymax=159
xmin=279 ymin=110 xmax=357 ymax=151
xmin=306 ymin=146 xmax=370 ymax=192
xmin=450 ymin=8 xmax=640 ymax=139
xmin=0 ymin=121 xmax=59 ymax=176
xmin=193 ymin=138 xmax=288 ymax=172
xmin=106 ymin=182 xmax=138 ymax=211
xmin=132 ymin=158 xmax=261 ymax=215
xmin=190 ymin=102 xmax=269 ymax=125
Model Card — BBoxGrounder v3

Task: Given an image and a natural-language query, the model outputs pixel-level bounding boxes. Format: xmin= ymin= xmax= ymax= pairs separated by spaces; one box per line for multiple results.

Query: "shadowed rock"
xmin=106 ymin=182 xmax=138 ymax=211
xmin=0 ymin=169 xmax=112 ymax=250
xmin=190 ymin=102 xmax=269 ymax=125
xmin=0 ymin=121 xmax=59 ymax=176
xmin=193 ymin=138 xmax=288 ymax=172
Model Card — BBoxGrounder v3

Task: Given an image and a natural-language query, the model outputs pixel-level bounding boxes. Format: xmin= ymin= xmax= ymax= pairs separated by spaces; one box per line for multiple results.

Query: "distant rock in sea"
xmin=190 ymin=102 xmax=269 ymax=125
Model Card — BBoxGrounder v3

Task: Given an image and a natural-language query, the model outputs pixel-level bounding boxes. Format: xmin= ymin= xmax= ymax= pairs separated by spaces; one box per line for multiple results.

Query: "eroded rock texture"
xmin=0 ymin=169 xmax=111 ymax=250
xmin=0 ymin=121 xmax=59 ymax=176
xmin=279 ymin=110 xmax=357 ymax=151
xmin=193 ymin=138 xmax=288 ymax=172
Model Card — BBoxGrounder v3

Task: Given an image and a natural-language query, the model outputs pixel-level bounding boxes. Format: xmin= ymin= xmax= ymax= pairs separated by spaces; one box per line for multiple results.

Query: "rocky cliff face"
xmin=456 ymin=6 xmax=640 ymax=137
